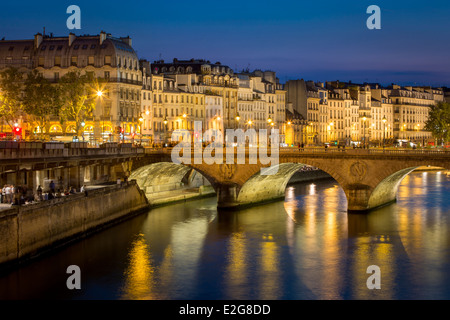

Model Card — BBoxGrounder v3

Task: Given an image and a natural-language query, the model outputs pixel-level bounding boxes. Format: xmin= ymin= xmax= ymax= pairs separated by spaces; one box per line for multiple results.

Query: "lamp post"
xmin=163 ymin=117 xmax=168 ymax=146
xmin=329 ymin=122 xmax=334 ymax=144
xmin=80 ymin=121 xmax=86 ymax=142
xmin=139 ymin=116 xmax=144 ymax=145
xmin=416 ymin=123 xmax=420 ymax=147
xmin=267 ymin=116 xmax=272 ymax=129
xmin=382 ymin=116 xmax=387 ymax=150
xmin=362 ymin=115 xmax=367 ymax=149
xmin=97 ymin=90 xmax=103 ymax=144
xmin=182 ymin=113 xmax=188 ymax=144
xmin=119 ymin=113 xmax=125 ymax=144
xmin=235 ymin=113 xmax=240 ymax=129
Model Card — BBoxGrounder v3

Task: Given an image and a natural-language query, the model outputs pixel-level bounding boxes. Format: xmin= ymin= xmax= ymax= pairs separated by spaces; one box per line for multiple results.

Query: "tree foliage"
xmin=424 ymin=102 xmax=450 ymax=145
xmin=58 ymin=71 xmax=103 ymax=136
xmin=22 ymin=70 xmax=61 ymax=138
xmin=0 ymin=67 xmax=24 ymax=129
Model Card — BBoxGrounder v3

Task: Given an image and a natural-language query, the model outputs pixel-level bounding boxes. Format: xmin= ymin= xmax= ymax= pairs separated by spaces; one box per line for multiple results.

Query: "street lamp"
xmin=97 ymin=91 xmax=104 ymax=144
xmin=81 ymin=121 xmax=86 ymax=142
xmin=235 ymin=113 xmax=240 ymax=129
xmin=163 ymin=117 xmax=168 ymax=146
xmin=416 ymin=123 xmax=420 ymax=147
xmin=329 ymin=122 xmax=334 ymax=144
xmin=139 ymin=116 xmax=144 ymax=145
xmin=382 ymin=116 xmax=387 ymax=150
xmin=362 ymin=115 xmax=367 ymax=149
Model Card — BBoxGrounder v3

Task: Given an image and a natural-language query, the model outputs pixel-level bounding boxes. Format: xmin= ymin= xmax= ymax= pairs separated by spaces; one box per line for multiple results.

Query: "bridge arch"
xmin=129 ymin=162 xmax=216 ymax=205
xmin=236 ymin=163 xmax=330 ymax=206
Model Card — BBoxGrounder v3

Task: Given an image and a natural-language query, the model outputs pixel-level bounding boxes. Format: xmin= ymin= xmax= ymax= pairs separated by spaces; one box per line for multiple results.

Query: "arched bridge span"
xmin=131 ymin=148 xmax=450 ymax=212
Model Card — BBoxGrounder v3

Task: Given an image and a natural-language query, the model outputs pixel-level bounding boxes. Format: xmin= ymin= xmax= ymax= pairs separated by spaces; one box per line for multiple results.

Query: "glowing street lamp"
xmin=97 ymin=90 xmax=103 ymax=97
xmin=81 ymin=121 xmax=86 ymax=142
xmin=362 ymin=115 xmax=367 ymax=149
xmin=163 ymin=117 xmax=168 ymax=146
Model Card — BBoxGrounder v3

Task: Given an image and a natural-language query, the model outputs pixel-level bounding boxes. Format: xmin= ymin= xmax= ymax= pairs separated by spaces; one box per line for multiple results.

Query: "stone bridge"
xmin=130 ymin=147 xmax=450 ymax=212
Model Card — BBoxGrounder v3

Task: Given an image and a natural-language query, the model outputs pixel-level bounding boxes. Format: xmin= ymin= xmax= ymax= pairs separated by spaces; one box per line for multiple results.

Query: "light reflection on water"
xmin=0 ymin=170 xmax=449 ymax=300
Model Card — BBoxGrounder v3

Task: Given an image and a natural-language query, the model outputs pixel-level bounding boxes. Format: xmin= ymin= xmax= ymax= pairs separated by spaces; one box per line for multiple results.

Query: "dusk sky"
xmin=1 ymin=0 xmax=449 ymax=86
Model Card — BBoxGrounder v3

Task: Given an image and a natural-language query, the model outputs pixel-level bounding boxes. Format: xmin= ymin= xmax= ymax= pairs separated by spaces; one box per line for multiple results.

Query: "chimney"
xmin=34 ymin=33 xmax=43 ymax=49
xmin=120 ymin=36 xmax=132 ymax=47
xmin=68 ymin=32 xmax=76 ymax=46
xmin=100 ymin=31 xmax=107 ymax=45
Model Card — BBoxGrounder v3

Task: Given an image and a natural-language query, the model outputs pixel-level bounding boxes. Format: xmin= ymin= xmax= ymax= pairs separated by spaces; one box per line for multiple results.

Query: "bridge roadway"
xmin=1 ymin=145 xmax=449 ymax=212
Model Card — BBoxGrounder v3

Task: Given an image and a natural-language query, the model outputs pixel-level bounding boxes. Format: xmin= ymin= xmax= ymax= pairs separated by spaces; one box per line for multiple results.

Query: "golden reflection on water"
xmin=284 ymin=182 xmax=348 ymax=299
xmin=118 ymin=171 xmax=448 ymax=300
xmin=224 ymin=232 xmax=249 ymax=299
xmin=395 ymin=170 xmax=450 ymax=296
xmin=121 ymin=234 xmax=157 ymax=300
xmin=258 ymin=236 xmax=280 ymax=300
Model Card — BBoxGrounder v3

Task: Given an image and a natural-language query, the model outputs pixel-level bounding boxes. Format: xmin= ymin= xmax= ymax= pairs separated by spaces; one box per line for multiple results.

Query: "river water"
xmin=0 ymin=170 xmax=449 ymax=300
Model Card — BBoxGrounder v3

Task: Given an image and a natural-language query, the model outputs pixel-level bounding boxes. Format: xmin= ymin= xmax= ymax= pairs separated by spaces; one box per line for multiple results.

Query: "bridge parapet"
xmin=0 ymin=145 xmax=144 ymax=160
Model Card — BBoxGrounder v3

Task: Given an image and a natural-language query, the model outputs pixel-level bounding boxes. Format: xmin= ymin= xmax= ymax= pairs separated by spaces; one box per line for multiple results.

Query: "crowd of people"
xmin=1 ymin=181 xmax=87 ymax=206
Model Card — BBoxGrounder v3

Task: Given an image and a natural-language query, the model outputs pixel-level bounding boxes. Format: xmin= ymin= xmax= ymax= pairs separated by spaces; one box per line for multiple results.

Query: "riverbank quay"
xmin=0 ymin=180 xmax=148 ymax=269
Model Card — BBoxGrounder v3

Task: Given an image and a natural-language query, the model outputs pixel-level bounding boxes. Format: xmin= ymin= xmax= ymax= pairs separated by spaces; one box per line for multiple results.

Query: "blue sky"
xmin=1 ymin=0 xmax=449 ymax=86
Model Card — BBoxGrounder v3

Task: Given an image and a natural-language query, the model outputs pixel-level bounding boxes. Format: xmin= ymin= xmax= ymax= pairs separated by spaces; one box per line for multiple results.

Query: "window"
xmin=8 ymin=46 xmax=14 ymax=51
xmin=104 ymin=55 xmax=111 ymax=65
xmin=104 ymin=71 xmax=110 ymax=79
xmin=91 ymin=44 xmax=96 ymax=49
xmin=57 ymin=45 xmax=63 ymax=51
xmin=54 ymin=72 xmax=59 ymax=81
xmin=71 ymin=56 xmax=78 ymax=66
xmin=40 ymin=46 xmax=46 ymax=51
xmin=49 ymin=46 xmax=55 ymax=51
xmin=54 ymin=56 xmax=61 ymax=66
xmin=38 ymin=56 xmax=44 ymax=67
xmin=88 ymin=56 xmax=94 ymax=65
xmin=82 ymin=45 xmax=88 ymax=50
xmin=73 ymin=45 xmax=79 ymax=50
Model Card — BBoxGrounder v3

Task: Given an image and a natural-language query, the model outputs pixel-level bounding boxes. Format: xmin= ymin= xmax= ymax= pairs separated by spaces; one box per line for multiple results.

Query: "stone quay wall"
xmin=0 ymin=180 xmax=149 ymax=266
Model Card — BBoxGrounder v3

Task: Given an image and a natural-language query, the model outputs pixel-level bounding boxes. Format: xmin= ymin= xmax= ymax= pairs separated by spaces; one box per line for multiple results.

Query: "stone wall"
xmin=0 ymin=181 xmax=149 ymax=267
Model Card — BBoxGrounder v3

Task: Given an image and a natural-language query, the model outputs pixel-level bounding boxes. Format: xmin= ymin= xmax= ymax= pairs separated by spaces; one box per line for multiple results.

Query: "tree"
xmin=0 ymin=67 xmax=24 ymax=132
xmin=22 ymin=70 xmax=61 ymax=139
xmin=58 ymin=71 xmax=103 ymax=138
xmin=424 ymin=102 xmax=450 ymax=146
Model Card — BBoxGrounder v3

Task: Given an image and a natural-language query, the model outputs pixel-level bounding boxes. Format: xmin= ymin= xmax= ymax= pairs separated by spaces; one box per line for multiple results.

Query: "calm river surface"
xmin=1 ymin=170 xmax=449 ymax=300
